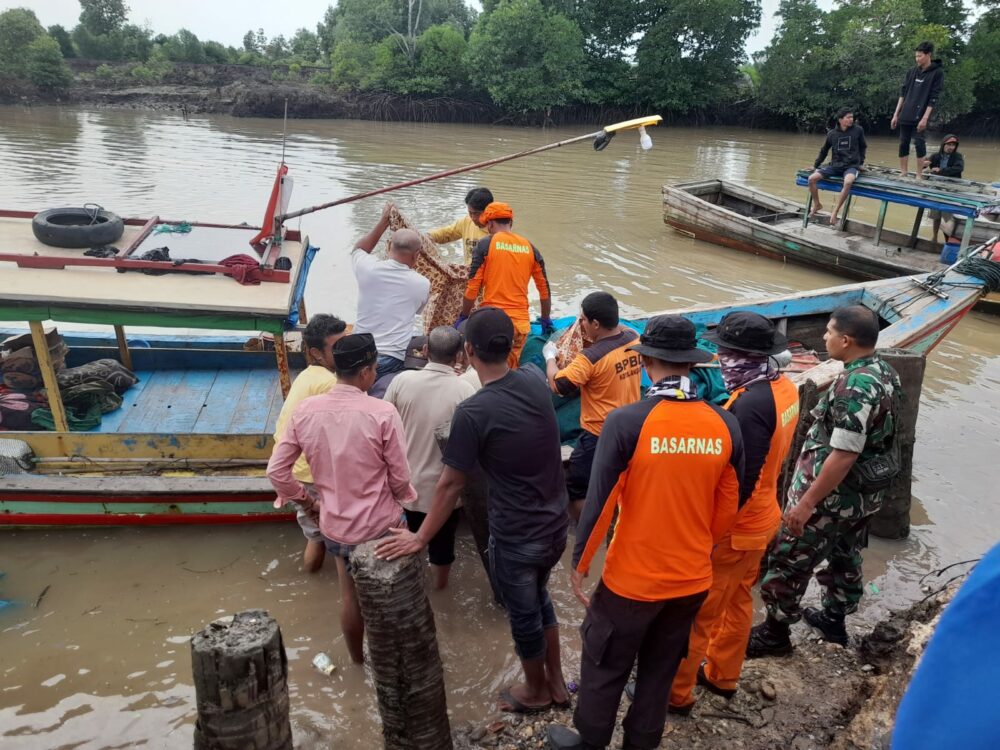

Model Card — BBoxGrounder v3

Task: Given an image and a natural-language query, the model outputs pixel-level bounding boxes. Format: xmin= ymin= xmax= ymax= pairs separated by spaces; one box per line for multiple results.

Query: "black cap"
xmin=403 ymin=335 xmax=428 ymax=369
xmin=701 ymin=311 xmax=788 ymax=356
xmin=464 ymin=306 xmax=514 ymax=356
xmin=332 ymin=332 xmax=377 ymax=370
xmin=628 ymin=315 xmax=713 ymax=364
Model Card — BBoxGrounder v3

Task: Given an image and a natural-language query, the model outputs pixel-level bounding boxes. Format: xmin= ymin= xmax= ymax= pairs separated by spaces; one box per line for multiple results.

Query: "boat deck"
xmin=93 ymin=366 xmax=287 ymax=435
xmin=769 ymin=217 xmax=942 ymax=273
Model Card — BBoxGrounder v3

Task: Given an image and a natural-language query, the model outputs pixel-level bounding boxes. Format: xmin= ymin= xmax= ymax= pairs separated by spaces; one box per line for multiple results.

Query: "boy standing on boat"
xmin=384 ymin=326 xmax=476 ymax=590
xmin=666 ymin=311 xmax=799 ymax=712
xmin=427 ymin=187 xmax=493 ymax=264
xmin=892 ymin=41 xmax=944 ymax=177
xmin=377 ymin=306 xmax=571 ymax=715
xmin=267 ymin=333 xmax=417 ymax=664
xmin=271 ymin=314 xmax=348 ymax=573
xmin=458 ymin=202 xmax=554 ymax=368
xmin=747 ymin=305 xmax=900 ymax=657
xmin=548 ymin=315 xmax=744 ymax=750
xmin=542 ymin=291 xmax=642 ymax=522
xmin=807 ymin=108 xmax=867 ymax=227
xmin=352 ymin=204 xmax=431 ymax=380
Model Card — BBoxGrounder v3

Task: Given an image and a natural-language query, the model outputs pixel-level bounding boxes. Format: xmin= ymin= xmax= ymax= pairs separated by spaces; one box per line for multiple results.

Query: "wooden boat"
xmin=0 ymin=167 xmax=313 ymax=527
xmin=2 ymin=227 xmax=995 ymax=525
xmin=662 ymin=179 xmax=1000 ymax=314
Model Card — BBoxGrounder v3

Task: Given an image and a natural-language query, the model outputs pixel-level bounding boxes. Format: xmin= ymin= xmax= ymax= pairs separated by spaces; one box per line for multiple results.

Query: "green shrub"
xmin=95 ymin=63 xmax=116 ymax=80
xmin=26 ymin=35 xmax=73 ymax=91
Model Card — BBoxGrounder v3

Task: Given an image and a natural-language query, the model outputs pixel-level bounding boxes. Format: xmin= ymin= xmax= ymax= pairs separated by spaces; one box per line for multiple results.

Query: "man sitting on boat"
xmin=351 ymin=203 xmax=431 ymax=381
xmin=458 ymin=202 xmax=554 ymax=368
xmin=267 ymin=333 xmax=417 ymax=664
xmin=271 ymin=313 xmax=348 ymax=573
xmin=920 ymin=135 xmax=966 ymax=247
xmin=747 ymin=305 xmax=900 ymax=657
xmin=426 ymin=186 xmax=493 ymax=264
xmin=806 ymin=107 xmax=868 ymax=227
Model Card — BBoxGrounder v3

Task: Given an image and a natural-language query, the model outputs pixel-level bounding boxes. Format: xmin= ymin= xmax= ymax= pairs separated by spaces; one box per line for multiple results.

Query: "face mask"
xmin=718 ymin=350 xmax=776 ymax=392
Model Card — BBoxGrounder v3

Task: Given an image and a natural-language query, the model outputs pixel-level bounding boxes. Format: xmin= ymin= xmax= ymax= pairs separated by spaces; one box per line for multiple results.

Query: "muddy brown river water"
xmin=0 ymin=108 xmax=998 ymax=748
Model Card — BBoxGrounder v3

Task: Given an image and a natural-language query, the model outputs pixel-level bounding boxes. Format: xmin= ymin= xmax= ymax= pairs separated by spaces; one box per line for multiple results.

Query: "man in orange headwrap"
xmin=457 ymin=202 xmax=553 ymax=368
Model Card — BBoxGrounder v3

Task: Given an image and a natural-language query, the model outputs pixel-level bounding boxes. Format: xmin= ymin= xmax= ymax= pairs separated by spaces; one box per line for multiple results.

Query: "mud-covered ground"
xmin=453 ymin=589 xmax=953 ymax=750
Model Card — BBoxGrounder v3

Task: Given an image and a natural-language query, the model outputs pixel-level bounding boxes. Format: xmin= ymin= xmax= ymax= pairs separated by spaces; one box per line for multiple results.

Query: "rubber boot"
xmin=745 ymin=616 xmax=793 ymax=658
xmin=803 ymin=607 xmax=848 ymax=646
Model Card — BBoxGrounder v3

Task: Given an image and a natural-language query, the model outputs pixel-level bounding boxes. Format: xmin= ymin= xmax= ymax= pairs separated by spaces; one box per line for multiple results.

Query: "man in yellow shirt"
xmin=272 ymin=313 xmax=348 ymax=572
xmin=427 ymin=187 xmax=493 ymax=264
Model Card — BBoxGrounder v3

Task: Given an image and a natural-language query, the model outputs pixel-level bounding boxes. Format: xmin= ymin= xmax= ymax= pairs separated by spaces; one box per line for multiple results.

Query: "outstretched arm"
xmin=354 ymin=203 xmax=392 ymax=254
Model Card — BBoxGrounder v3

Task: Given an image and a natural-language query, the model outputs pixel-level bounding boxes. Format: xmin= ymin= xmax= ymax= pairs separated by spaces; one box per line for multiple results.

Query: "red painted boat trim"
xmin=2 ymin=492 xmax=277 ymax=504
xmin=0 ymin=512 xmax=294 ymax=526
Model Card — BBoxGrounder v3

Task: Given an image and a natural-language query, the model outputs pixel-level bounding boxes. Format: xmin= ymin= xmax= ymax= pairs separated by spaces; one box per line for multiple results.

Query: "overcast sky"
xmin=2 ymin=0 xmax=857 ymax=56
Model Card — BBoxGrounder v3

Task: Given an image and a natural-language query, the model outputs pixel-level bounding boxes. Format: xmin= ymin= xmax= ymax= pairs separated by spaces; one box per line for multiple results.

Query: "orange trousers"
xmin=507 ymin=319 xmax=530 ymax=369
xmin=669 ymin=533 xmax=770 ymax=707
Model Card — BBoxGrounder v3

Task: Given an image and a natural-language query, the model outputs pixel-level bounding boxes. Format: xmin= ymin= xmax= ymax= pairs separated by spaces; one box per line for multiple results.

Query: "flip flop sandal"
xmin=498 ymin=687 xmax=552 ymax=714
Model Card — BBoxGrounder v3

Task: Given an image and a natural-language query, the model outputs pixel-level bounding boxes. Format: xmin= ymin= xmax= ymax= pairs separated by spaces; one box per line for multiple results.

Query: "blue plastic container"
xmin=940 ymin=242 xmax=960 ymax=264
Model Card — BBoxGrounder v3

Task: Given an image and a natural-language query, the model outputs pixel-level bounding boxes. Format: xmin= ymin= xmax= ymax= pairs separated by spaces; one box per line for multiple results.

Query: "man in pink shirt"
xmin=267 ymin=332 xmax=416 ymax=663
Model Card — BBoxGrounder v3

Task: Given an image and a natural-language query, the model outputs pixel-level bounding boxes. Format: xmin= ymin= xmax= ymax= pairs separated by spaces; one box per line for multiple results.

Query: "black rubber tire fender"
xmin=31 ymin=207 xmax=125 ymax=249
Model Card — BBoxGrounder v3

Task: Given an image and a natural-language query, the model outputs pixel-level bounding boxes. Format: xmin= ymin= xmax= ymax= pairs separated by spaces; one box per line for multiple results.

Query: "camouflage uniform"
xmin=761 ymin=353 xmax=900 ymax=623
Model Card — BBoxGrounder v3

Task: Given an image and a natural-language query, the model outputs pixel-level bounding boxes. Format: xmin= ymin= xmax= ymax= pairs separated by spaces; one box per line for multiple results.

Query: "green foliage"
xmin=72 ymin=22 xmax=151 ymax=61
xmin=79 ymin=0 xmax=129 ymax=36
xmin=94 ymin=63 xmax=116 ymax=80
xmin=160 ymin=29 xmax=206 ymax=63
xmin=967 ymin=9 xmax=1000 ymax=111
xmin=289 ymin=28 xmax=321 ymax=63
xmin=202 ymin=41 xmax=233 ymax=64
xmin=26 ymin=34 xmax=74 ymax=91
xmin=634 ymin=0 xmax=762 ymax=113
xmin=329 ymin=39 xmax=378 ymax=90
xmin=0 ymin=8 xmax=45 ymax=77
xmin=48 ymin=24 xmax=77 ymax=58
xmin=466 ymin=0 xmax=586 ymax=112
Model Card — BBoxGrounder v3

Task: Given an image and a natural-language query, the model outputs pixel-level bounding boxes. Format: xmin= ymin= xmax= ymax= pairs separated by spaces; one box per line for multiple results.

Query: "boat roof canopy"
xmin=0 ymin=216 xmax=314 ymax=333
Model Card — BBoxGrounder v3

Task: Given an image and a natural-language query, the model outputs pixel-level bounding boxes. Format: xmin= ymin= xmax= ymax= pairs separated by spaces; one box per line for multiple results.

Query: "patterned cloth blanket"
xmin=385 ymin=204 xmax=586 ymax=366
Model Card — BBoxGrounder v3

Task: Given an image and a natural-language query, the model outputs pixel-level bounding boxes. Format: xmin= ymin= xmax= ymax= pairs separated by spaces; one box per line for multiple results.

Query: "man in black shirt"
xmin=377 ymin=306 xmax=570 ymax=714
xmin=892 ymin=41 xmax=944 ymax=177
xmin=806 ymin=107 xmax=867 ymax=227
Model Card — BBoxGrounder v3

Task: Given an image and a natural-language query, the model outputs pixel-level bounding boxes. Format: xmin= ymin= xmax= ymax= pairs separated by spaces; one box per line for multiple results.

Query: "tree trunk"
xmin=349 ymin=541 xmax=452 ymax=750
xmin=869 ymin=348 xmax=926 ymax=540
xmin=191 ymin=609 xmax=292 ymax=750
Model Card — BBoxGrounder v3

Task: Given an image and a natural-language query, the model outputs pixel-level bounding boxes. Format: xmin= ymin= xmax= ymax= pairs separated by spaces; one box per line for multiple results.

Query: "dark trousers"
xmin=566 ymin=430 xmax=599 ymax=501
xmin=574 ymin=582 xmax=707 ymax=749
xmin=405 ymin=508 xmax=460 ymax=566
xmin=898 ymin=122 xmax=927 ymax=159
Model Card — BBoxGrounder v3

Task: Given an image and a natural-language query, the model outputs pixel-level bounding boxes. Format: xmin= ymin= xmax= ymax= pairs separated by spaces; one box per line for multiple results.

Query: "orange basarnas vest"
xmin=577 ymin=398 xmax=742 ymax=601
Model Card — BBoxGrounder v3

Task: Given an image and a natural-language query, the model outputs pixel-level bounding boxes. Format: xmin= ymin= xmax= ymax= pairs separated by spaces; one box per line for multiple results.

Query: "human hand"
xmin=542 ymin=342 xmax=558 ymax=361
xmin=380 ymin=202 xmax=394 ymax=222
xmin=917 ymin=118 xmax=928 ymax=133
xmin=931 ymin=167 xmax=940 ymax=174
xmin=782 ymin=502 xmax=813 ymax=537
xmin=571 ymin=568 xmax=590 ymax=608
xmin=890 ymin=115 xmax=898 ymax=130
xmin=375 ymin=527 xmax=426 ymax=561
xmin=539 ymin=317 xmax=555 ymax=335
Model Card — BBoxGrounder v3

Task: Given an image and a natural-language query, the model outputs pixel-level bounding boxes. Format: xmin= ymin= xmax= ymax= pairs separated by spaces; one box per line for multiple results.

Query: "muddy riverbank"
xmin=455 ymin=585 xmax=958 ymax=750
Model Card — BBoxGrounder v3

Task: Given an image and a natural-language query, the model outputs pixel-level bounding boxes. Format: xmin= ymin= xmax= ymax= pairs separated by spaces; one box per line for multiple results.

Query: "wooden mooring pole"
xmin=349 ymin=541 xmax=452 ymax=750
xmin=870 ymin=348 xmax=926 ymax=540
xmin=191 ymin=609 xmax=292 ymax=750
xmin=776 ymin=348 xmax=926 ymax=540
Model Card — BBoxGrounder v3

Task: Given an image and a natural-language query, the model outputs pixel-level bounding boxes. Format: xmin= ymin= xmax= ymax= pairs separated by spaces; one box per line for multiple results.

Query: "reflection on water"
xmin=0 ymin=106 xmax=998 ymax=747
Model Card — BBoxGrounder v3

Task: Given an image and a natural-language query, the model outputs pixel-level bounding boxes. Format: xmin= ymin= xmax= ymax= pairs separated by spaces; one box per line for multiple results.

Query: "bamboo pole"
xmin=279 ymin=116 xmax=662 ymax=224
xmin=30 ymin=321 xmax=68 ymax=433
xmin=273 ymin=332 xmax=291 ymax=399
xmin=114 ymin=325 xmax=133 ymax=371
